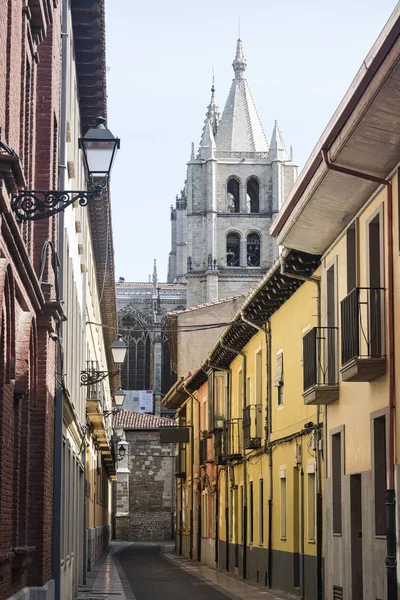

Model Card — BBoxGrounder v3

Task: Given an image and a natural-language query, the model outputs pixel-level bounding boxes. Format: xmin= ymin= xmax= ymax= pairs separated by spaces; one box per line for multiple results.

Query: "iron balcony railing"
xmin=175 ymin=444 xmax=186 ymax=478
xmin=213 ymin=429 xmax=225 ymax=465
xmin=243 ymin=404 xmax=263 ymax=449
xmin=303 ymin=327 xmax=338 ymax=392
xmin=341 ymin=287 xmax=385 ymax=365
xmin=200 ymin=438 xmax=207 ymax=466
xmin=223 ymin=419 xmax=242 ymax=458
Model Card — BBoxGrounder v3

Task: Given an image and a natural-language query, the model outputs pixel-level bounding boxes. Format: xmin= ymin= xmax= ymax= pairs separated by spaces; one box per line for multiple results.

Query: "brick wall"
xmin=116 ymin=430 xmax=175 ymax=541
xmin=0 ymin=0 xmax=61 ymax=598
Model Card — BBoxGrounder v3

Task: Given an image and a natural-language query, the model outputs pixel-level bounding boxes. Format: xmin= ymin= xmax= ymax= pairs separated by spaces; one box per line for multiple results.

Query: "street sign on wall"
xmin=123 ymin=390 xmax=154 ymax=413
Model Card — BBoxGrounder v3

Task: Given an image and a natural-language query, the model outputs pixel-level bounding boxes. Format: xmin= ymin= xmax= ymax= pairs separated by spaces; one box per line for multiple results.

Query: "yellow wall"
xmin=323 ymin=177 xmax=395 ymax=473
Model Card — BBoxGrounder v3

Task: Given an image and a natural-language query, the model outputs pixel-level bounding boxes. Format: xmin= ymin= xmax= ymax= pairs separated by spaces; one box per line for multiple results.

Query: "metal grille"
xmin=303 ymin=327 xmax=338 ymax=391
xmin=223 ymin=419 xmax=242 ymax=457
xmin=243 ymin=404 xmax=263 ymax=449
xmin=333 ymin=586 xmax=343 ymax=600
xmin=341 ymin=287 xmax=384 ymax=365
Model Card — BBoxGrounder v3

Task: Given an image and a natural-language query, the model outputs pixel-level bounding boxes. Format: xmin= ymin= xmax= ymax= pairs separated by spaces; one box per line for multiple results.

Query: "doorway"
xmin=350 ymin=474 xmax=363 ymax=599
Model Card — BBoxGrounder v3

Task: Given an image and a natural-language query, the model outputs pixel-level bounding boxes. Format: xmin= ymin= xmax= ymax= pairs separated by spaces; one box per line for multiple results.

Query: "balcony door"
xmin=368 ymin=212 xmax=383 ymax=357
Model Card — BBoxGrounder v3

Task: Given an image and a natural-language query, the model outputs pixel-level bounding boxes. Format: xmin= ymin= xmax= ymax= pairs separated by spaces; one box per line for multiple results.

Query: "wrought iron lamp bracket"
xmin=11 ymin=184 xmax=104 ymax=222
xmin=80 ymin=368 xmax=119 ymax=386
xmin=103 ymin=408 xmax=120 ymax=418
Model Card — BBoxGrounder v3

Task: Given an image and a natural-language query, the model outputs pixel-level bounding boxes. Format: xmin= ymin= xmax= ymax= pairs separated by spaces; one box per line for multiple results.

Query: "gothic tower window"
xmin=246 ymin=177 xmax=260 ymax=213
xmin=227 ymin=232 xmax=240 ymax=266
xmin=247 ymin=232 xmax=260 ymax=266
xmin=227 ymin=178 xmax=240 ymax=213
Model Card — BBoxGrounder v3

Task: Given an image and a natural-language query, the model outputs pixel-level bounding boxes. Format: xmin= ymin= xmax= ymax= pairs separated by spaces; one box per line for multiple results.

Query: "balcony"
xmin=214 ymin=429 xmax=226 ymax=465
xmin=200 ymin=438 xmax=207 ymax=466
xmin=243 ymin=405 xmax=263 ymax=449
xmin=175 ymin=444 xmax=186 ymax=478
xmin=85 ymin=362 xmax=104 ymax=415
xmin=340 ymin=287 xmax=386 ymax=382
xmin=302 ymin=327 xmax=339 ymax=405
xmin=223 ymin=419 xmax=242 ymax=460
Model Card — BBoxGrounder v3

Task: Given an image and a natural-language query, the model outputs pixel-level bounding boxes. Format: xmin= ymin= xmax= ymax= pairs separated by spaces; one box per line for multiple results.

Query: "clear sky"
xmin=105 ymin=0 xmax=397 ymax=283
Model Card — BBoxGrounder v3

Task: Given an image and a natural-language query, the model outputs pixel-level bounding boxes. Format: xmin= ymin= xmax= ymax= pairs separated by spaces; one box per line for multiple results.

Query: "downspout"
xmin=183 ymin=386 xmax=200 ymax=562
xmin=322 ymin=148 xmax=396 ymax=599
xmin=52 ymin=1 xmax=68 ymax=598
xmin=220 ymin=341 xmax=247 ymax=579
xmin=280 ymin=252 xmax=323 ymax=600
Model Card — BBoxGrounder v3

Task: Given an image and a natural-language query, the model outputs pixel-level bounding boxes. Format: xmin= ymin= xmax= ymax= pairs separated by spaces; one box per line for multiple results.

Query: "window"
xmin=346 ymin=223 xmax=356 ymax=293
xmin=332 ymin=432 xmax=342 ymax=534
xmin=275 ymin=351 xmax=284 ymax=405
xmin=227 ymin=178 xmax=240 ymax=213
xmin=280 ymin=470 xmax=287 ymax=539
xmin=307 ymin=470 xmax=316 ymax=542
xmin=246 ymin=376 xmax=251 ymax=407
xmin=247 ymin=232 xmax=260 ymax=266
xmin=255 ymin=350 xmax=263 ymax=402
xmin=374 ymin=416 xmax=386 ymax=535
xmin=368 ymin=212 xmax=383 ymax=357
xmin=249 ymin=481 xmax=254 ymax=544
xmin=238 ymin=368 xmax=243 ymax=416
xmin=227 ymin=232 xmax=240 ymax=266
xmin=246 ymin=177 xmax=260 ymax=213
xmin=259 ymin=479 xmax=264 ymax=545
xmin=326 ymin=264 xmax=337 ymax=382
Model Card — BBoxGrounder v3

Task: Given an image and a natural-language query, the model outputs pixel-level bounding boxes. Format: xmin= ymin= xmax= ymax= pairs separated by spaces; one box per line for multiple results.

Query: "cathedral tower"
xmin=168 ymin=40 xmax=297 ymax=307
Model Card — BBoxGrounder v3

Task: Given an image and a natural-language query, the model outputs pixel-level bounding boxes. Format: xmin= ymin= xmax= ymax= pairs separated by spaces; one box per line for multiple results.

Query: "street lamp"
xmin=11 ymin=116 xmax=120 ymax=221
xmin=80 ymin=334 xmax=128 ymax=386
xmin=103 ymin=388 xmax=126 ymax=418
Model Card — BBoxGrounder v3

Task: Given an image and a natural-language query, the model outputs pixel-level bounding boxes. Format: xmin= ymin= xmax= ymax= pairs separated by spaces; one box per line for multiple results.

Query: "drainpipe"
xmin=322 ymin=148 xmax=396 ymax=599
xmin=280 ymin=252 xmax=323 ymax=600
xmin=220 ymin=341 xmax=247 ymax=579
xmin=52 ymin=1 xmax=68 ymax=597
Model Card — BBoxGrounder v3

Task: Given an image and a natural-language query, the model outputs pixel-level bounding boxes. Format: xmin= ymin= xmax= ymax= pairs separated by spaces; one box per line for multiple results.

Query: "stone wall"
xmin=115 ymin=430 xmax=175 ymax=541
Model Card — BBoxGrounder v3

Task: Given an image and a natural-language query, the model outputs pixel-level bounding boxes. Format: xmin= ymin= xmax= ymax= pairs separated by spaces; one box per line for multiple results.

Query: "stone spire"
xmin=198 ymin=81 xmax=220 ymax=156
xmin=269 ymin=120 xmax=289 ymax=162
xmin=215 ymin=39 xmax=268 ymax=153
xmin=199 ymin=119 xmax=216 ymax=160
xmin=232 ymin=38 xmax=247 ymax=79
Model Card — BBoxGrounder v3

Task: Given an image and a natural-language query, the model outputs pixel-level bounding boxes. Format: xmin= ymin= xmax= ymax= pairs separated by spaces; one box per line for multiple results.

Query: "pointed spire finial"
xmin=232 ymin=38 xmax=247 ymax=79
xmin=190 ymin=141 xmax=195 ymax=161
xmin=152 ymin=259 xmax=158 ymax=294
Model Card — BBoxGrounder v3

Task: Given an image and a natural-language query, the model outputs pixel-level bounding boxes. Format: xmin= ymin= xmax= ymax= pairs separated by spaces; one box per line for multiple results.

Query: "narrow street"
xmin=76 ymin=542 xmax=290 ymax=600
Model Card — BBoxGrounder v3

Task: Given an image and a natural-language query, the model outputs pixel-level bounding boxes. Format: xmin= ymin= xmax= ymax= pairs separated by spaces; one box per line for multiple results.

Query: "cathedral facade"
xmin=168 ymin=40 xmax=297 ymax=307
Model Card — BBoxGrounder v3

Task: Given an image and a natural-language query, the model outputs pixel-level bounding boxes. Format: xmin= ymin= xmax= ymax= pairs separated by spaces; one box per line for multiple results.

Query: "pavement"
xmin=75 ymin=541 xmax=297 ymax=600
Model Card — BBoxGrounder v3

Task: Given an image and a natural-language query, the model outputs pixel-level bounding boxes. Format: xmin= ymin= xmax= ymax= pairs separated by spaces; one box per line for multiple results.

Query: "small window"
xmin=227 ymin=232 xmax=240 ymax=267
xmin=247 ymin=233 xmax=260 ymax=266
xmin=346 ymin=223 xmax=356 ymax=293
xmin=275 ymin=351 xmax=284 ymax=405
xmin=246 ymin=177 xmax=259 ymax=213
xmin=227 ymin=178 xmax=240 ymax=213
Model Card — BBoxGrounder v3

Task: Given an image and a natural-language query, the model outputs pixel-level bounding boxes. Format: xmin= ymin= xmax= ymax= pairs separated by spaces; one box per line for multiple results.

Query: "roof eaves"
xmin=270 ymin=5 xmax=400 ymax=239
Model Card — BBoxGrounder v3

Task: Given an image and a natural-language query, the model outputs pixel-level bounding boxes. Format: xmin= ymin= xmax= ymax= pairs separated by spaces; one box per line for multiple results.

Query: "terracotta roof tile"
xmin=113 ymin=410 xmax=176 ymax=430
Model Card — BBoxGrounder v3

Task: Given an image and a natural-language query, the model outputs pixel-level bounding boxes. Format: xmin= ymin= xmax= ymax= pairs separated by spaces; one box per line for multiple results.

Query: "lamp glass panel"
xmin=110 ymin=342 xmax=128 ymax=365
xmin=114 ymin=389 xmax=126 ymax=406
xmin=83 ymin=140 xmax=116 ymax=175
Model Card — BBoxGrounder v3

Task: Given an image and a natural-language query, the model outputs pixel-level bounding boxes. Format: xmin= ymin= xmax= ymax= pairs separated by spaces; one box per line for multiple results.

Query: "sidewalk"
xmin=76 ymin=542 xmax=136 ymax=600
xmin=164 ymin=549 xmax=298 ymax=600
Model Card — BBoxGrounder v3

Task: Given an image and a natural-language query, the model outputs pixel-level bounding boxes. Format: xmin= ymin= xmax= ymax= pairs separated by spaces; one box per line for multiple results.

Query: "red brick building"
xmin=0 ymin=1 xmax=62 ymax=598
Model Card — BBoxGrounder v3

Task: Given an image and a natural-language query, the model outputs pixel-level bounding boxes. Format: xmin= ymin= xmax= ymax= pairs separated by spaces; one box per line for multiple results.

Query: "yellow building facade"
xmin=164 ymin=249 xmax=323 ymax=599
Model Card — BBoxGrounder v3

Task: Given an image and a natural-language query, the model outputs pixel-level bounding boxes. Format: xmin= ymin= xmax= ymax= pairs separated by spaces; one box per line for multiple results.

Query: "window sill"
xmin=280 ymin=537 xmax=287 ymax=541
xmin=375 ymin=534 xmax=387 ymax=540
xmin=333 ymin=533 xmax=342 ymax=537
xmin=307 ymin=539 xmax=316 ymax=544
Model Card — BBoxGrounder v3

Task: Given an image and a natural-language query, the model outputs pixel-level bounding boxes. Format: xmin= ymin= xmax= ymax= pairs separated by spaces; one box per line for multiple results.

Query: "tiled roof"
xmin=113 ymin=410 xmax=176 ymax=430
xmin=116 ymin=282 xmax=186 ymax=289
